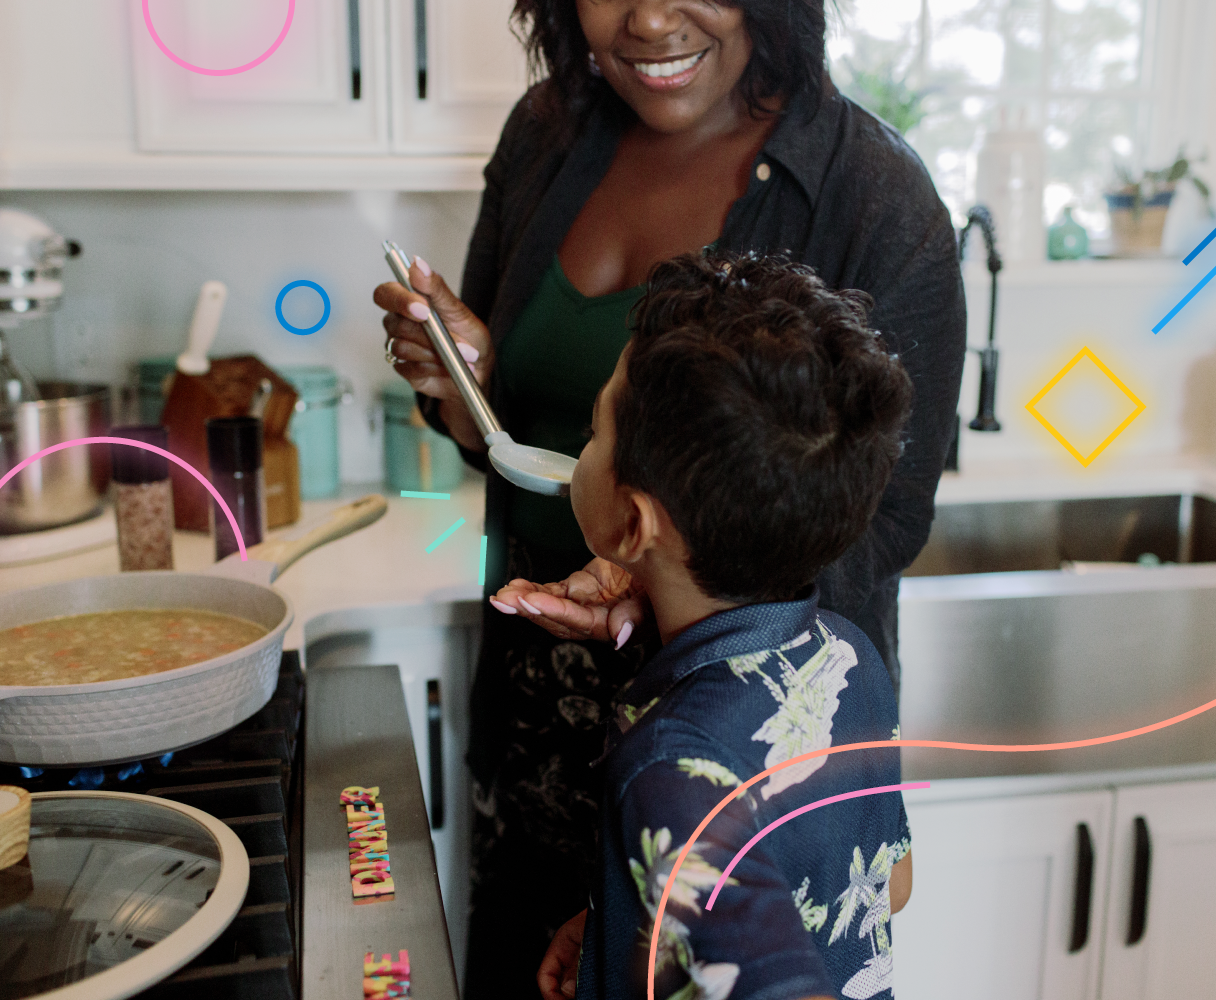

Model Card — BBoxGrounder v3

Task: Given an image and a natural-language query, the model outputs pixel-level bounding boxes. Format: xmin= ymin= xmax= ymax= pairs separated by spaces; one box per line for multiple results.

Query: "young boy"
xmin=522 ymin=253 xmax=915 ymax=1000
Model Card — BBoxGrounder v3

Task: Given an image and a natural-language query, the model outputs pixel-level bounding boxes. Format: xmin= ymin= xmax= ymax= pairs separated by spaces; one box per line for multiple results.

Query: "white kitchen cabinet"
xmin=0 ymin=0 xmax=528 ymax=189
xmin=130 ymin=0 xmax=389 ymax=154
xmin=388 ymin=0 xmax=528 ymax=155
xmin=1098 ymin=778 xmax=1216 ymax=999
xmin=892 ymin=789 xmax=1113 ymax=1000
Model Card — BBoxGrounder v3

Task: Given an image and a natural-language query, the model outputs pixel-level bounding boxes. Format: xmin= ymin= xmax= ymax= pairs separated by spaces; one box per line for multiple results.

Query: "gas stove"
xmin=1 ymin=650 xmax=305 ymax=1000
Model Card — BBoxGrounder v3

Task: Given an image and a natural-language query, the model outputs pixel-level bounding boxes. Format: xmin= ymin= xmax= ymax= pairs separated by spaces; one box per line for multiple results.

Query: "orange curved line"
xmin=646 ymin=692 xmax=1216 ymax=999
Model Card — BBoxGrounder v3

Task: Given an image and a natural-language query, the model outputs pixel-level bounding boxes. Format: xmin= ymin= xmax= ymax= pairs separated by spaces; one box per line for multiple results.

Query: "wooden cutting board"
xmin=161 ymin=355 xmax=300 ymax=532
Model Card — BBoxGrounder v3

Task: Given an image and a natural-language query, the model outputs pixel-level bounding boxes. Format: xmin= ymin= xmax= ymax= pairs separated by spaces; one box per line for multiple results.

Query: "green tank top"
xmin=497 ymin=255 xmax=644 ymax=555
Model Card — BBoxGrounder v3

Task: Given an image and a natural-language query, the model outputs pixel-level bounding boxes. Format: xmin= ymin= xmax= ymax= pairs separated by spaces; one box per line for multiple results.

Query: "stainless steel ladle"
xmin=383 ymin=241 xmax=578 ymax=496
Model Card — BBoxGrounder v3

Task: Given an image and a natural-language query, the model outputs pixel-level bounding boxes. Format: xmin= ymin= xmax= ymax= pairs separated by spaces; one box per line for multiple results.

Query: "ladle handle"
xmin=383 ymin=242 xmax=504 ymax=442
xmin=243 ymin=494 xmax=388 ymax=580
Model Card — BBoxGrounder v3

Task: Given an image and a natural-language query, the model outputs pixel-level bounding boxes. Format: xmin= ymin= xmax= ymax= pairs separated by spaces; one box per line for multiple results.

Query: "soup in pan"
xmin=0 ymin=609 xmax=269 ymax=687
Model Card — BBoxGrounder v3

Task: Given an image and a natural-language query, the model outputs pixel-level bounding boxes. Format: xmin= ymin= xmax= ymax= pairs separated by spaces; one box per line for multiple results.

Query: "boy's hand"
xmin=538 ymin=909 xmax=586 ymax=1000
xmin=491 ymin=558 xmax=648 ymax=650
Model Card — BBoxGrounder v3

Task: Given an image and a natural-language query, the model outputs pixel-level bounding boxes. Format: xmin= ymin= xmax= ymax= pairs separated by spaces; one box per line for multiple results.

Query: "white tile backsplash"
xmin=1 ymin=189 xmax=480 ymax=482
xmin=3 ymin=187 xmax=1216 ymax=480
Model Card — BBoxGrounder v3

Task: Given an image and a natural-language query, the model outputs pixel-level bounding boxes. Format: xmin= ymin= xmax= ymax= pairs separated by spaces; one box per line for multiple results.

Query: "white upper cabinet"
xmin=388 ymin=0 xmax=528 ymax=155
xmin=131 ymin=0 xmax=389 ymax=154
xmin=0 ymin=0 xmax=529 ymax=188
xmin=1099 ymin=778 xmax=1216 ymax=1000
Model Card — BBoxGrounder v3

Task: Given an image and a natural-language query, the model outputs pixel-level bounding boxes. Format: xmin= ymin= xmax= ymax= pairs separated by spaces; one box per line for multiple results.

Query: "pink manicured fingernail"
xmin=488 ymin=598 xmax=517 ymax=615
xmin=519 ymin=598 xmax=541 ymax=615
xmin=614 ymin=620 xmax=634 ymax=650
xmin=413 ymin=255 xmax=432 ymax=277
xmin=457 ymin=341 xmax=480 ymax=363
xmin=408 ymin=302 xmax=430 ymax=321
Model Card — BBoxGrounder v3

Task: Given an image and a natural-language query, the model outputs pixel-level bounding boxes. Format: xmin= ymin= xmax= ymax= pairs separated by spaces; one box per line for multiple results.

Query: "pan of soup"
xmin=0 ymin=495 xmax=387 ymax=766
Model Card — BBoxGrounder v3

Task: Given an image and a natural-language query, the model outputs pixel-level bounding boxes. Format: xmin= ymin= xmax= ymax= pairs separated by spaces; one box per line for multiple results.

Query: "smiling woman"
xmin=371 ymin=1 xmax=966 ymax=996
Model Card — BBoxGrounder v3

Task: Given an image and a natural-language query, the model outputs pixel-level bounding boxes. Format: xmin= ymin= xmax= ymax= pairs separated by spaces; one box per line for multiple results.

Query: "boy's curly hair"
xmin=613 ymin=252 xmax=913 ymax=604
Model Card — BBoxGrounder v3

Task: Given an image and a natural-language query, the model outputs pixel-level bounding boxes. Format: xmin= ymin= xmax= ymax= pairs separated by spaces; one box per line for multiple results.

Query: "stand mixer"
xmin=0 ymin=209 xmax=111 ymax=540
xmin=0 ymin=208 xmax=81 ymax=403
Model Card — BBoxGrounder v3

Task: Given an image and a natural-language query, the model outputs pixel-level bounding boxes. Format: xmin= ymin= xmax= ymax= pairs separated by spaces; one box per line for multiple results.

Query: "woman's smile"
xmin=620 ymin=48 xmax=709 ymax=89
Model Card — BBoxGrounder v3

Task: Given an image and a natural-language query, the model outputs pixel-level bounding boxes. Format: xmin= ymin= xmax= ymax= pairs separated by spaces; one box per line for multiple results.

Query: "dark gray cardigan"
xmin=422 ymin=76 xmax=967 ymax=686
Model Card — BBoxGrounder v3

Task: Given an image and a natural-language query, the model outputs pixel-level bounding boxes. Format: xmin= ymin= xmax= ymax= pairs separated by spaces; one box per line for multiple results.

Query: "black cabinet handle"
xmin=347 ymin=0 xmax=362 ymax=99
xmin=414 ymin=0 xmax=428 ymax=99
xmin=1127 ymin=815 xmax=1151 ymax=945
xmin=427 ymin=679 xmax=444 ymax=830
xmin=1068 ymin=822 xmax=1094 ymax=953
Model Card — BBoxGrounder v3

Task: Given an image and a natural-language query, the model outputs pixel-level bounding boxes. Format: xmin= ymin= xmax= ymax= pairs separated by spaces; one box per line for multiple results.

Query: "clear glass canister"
xmin=281 ymin=365 xmax=346 ymax=500
xmin=109 ymin=424 xmax=174 ymax=571
xmin=382 ymin=382 xmax=465 ymax=493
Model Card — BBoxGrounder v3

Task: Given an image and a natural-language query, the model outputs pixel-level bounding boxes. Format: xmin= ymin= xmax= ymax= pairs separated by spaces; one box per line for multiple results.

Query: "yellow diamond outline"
xmin=1024 ymin=346 xmax=1146 ymax=468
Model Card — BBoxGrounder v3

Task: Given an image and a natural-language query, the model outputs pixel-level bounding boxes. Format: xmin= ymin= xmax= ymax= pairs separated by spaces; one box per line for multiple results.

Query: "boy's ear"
xmin=614 ymin=490 xmax=662 ymax=567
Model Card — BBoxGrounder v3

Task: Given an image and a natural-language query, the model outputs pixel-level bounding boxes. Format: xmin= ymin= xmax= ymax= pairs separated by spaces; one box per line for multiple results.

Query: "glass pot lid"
xmin=0 ymin=792 xmax=248 ymax=1000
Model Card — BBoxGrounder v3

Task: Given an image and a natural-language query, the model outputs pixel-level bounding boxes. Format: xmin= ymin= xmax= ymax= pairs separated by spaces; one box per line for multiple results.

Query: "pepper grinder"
xmin=206 ymin=416 xmax=267 ymax=561
xmin=109 ymin=425 xmax=175 ymax=571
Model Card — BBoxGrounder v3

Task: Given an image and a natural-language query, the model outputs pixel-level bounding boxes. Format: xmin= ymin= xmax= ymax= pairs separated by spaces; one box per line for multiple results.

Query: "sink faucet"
xmin=957 ymin=205 xmax=1002 ymax=434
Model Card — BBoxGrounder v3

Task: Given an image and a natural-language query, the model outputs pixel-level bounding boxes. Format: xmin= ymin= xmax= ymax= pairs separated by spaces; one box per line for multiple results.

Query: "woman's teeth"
xmin=632 ymin=52 xmax=704 ymax=79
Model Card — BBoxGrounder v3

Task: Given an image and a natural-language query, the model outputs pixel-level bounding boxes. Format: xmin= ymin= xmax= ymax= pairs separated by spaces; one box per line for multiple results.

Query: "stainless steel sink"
xmin=897 ymin=494 xmax=1216 ymax=779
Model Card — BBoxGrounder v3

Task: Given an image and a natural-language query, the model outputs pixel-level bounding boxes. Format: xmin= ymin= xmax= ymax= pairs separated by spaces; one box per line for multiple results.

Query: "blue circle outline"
xmin=275 ymin=280 xmax=331 ymax=335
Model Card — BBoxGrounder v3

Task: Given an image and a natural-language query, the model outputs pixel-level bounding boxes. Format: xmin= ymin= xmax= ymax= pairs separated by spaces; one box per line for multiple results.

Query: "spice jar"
xmin=109 ymin=425 xmax=174 ymax=571
xmin=205 ymin=416 xmax=266 ymax=562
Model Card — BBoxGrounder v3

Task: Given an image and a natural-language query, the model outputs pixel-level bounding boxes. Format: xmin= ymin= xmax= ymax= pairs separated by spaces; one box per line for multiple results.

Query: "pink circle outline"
xmin=0 ymin=437 xmax=248 ymax=561
xmin=142 ymin=0 xmax=296 ymax=77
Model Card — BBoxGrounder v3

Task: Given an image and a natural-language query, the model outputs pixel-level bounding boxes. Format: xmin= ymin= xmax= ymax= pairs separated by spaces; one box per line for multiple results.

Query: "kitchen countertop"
xmin=3 ymin=454 xmax=1214 ymax=654
xmin=0 ymin=475 xmax=488 ymax=656
xmin=936 ymin=453 xmax=1216 ymax=506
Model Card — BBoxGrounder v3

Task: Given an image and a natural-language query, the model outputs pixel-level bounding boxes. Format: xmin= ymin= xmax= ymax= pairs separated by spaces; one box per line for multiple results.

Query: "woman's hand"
xmin=537 ymin=909 xmax=586 ymax=1000
xmin=373 ymin=257 xmax=493 ymax=452
xmin=490 ymin=557 xmax=648 ymax=649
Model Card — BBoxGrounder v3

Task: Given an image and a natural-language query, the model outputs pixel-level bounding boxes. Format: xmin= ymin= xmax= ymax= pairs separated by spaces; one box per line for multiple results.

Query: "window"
xmin=828 ymin=0 xmax=1162 ymax=238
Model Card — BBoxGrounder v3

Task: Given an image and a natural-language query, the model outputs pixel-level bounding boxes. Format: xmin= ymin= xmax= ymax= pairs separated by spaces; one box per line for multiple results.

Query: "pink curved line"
xmin=0 ymin=437 xmax=247 ymax=561
xmin=648 ymin=691 xmax=1216 ymax=1000
xmin=703 ymin=781 xmax=930 ymax=911
xmin=142 ymin=0 xmax=295 ymax=77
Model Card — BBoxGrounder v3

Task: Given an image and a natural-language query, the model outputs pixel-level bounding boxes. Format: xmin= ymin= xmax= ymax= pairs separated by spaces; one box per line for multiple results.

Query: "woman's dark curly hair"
xmin=512 ymin=1 xmax=828 ymax=126
xmin=612 ymin=252 xmax=913 ymax=605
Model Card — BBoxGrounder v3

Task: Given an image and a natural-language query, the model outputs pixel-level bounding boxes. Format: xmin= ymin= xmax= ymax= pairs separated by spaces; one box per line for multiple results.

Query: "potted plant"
xmin=842 ymin=62 xmax=927 ymax=136
xmin=1105 ymin=149 xmax=1211 ymax=256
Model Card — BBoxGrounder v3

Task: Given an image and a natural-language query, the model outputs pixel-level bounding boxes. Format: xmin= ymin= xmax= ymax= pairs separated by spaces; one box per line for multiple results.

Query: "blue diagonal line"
xmin=1184 ymin=224 xmax=1216 ymax=265
xmin=1154 ymin=263 xmax=1216 ymax=334
xmin=425 ymin=517 xmax=466 ymax=553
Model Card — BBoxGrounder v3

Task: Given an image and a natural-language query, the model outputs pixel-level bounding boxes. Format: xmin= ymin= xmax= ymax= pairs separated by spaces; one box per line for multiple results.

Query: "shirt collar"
xmin=599 ymin=588 xmax=824 ymax=760
xmin=755 ymin=73 xmax=842 ymax=209
xmin=583 ymin=74 xmax=842 ymax=213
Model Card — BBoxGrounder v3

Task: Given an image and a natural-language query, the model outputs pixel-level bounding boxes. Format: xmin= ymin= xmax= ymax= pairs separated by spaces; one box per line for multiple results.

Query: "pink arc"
xmin=704 ymin=781 xmax=931 ymax=911
xmin=648 ymin=692 xmax=1216 ymax=1000
xmin=142 ymin=0 xmax=295 ymax=77
xmin=0 ymin=437 xmax=247 ymax=561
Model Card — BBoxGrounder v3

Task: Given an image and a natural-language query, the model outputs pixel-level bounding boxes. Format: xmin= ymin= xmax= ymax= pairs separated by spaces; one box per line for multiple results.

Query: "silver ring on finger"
xmin=385 ymin=337 xmax=402 ymax=365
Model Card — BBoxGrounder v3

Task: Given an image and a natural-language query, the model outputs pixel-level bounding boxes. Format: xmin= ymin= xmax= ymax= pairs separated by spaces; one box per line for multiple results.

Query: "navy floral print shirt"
xmin=577 ymin=590 xmax=909 ymax=1000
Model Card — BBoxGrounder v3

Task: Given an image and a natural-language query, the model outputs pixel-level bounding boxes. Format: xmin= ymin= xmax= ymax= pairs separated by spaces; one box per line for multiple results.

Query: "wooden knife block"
xmin=161 ymin=356 xmax=301 ymax=532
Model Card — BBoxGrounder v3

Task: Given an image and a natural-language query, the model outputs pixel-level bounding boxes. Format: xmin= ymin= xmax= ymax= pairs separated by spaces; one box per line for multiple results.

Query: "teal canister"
xmin=136 ymin=356 xmax=178 ymax=424
xmin=281 ymin=366 xmax=346 ymax=500
xmin=383 ymin=382 xmax=464 ymax=493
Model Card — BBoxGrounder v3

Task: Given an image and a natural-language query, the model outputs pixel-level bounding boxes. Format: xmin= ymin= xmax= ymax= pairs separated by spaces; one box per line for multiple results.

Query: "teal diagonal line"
xmin=426 ymin=517 xmax=466 ymax=554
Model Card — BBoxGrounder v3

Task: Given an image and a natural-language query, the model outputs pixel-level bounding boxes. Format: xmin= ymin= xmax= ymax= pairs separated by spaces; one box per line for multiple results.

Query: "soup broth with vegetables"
xmin=0 ymin=609 xmax=269 ymax=686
